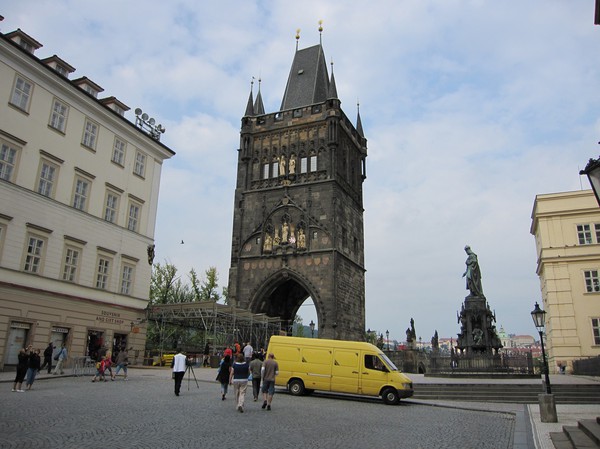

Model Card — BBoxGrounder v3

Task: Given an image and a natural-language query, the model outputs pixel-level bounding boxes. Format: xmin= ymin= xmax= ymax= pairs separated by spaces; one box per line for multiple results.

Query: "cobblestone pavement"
xmin=0 ymin=369 xmax=516 ymax=449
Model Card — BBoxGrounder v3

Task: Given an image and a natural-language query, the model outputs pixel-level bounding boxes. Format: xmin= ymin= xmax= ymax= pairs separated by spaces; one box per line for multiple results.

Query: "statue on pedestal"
xmin=462 ymin=245 xmax=483 ymax=297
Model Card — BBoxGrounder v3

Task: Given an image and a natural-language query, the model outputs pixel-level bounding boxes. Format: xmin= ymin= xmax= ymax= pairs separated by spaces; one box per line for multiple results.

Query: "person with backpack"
xmin=52 ymin=343 xmax=68 ymax=375
xmin=215 ymin=354 xmax=231 ymax=401
xmin=91 ymin=356 xmax=107 ymax=382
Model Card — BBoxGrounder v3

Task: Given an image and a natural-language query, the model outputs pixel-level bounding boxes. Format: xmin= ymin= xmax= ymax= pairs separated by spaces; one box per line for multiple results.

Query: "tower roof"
xmin=280 ymin=44 xmax=330 ymax=111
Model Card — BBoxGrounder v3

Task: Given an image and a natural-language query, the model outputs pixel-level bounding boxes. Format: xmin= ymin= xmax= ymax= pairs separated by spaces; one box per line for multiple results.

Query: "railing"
xmin=428 ymin=352 xmax=534 ymax=375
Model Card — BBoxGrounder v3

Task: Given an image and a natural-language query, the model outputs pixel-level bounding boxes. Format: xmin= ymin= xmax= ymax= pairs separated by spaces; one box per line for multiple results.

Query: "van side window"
xmin=364 ymin=355 xmax=385 ymax=372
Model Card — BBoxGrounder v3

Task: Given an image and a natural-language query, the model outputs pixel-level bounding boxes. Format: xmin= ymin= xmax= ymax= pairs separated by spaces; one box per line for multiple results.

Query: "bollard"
xmin=538 ymin=393 xmax=558 ymax=423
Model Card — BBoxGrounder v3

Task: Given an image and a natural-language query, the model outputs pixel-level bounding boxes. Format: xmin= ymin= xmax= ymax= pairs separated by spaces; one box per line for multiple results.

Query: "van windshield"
xmin=379 ymin=353 xmax=398 ymax=371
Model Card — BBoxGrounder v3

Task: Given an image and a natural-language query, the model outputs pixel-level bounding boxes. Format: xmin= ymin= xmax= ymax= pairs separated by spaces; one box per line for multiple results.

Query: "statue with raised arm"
xmin=462 ymin=245 xmax=483 ymax=297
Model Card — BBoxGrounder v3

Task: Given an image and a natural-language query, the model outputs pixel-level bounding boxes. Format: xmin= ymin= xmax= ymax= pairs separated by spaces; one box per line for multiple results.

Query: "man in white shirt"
xmin=171 ymin=349 xmax=188 ymax=396
xmin=243 ymin=342 xmax=253 ymax=363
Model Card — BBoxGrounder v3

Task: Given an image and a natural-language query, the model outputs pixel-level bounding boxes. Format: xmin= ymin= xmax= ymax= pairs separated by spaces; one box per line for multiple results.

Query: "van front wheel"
xmin=382 ymin=388 xmax=400 ymax=405
xmin=288 ymin=379 xmax=306 ymax=396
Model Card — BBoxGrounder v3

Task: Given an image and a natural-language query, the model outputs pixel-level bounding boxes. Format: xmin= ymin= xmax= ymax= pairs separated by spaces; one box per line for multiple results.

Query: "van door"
xmin=359 ymin=353 xmax=390 ymax=396
xmin=331 ymin=349 xmax=359 ymax=394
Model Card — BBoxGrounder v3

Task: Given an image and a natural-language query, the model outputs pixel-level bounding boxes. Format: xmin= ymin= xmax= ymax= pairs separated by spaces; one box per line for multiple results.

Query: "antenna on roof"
xmin=318 ymin=20 xmax=324 ymax=45
xmin=296 ymin=28 xmax=301 ymax=51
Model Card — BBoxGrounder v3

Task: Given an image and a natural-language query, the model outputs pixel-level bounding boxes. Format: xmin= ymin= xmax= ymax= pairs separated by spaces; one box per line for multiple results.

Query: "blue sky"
xmin=3 ymin=1 xmax=600 ymax=342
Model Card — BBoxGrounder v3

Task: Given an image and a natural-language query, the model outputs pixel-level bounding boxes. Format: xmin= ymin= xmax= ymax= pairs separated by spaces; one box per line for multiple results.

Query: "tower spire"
xmin=356 ymin=100 xmax=364 ymax=137
xmin=244 ymin=77 xmax=255 ymax=117
xmin=254 ymin=77 xmax=265 ymax=115
xmin=328 ymin=59 xmax=338 ymax=99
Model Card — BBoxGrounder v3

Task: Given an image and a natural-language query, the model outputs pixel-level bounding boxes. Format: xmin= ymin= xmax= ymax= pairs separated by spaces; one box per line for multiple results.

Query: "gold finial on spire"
xmin=296 ymin=28 xmax=301 ymax=50
xmin=318 ymin=20 xmax=323 ymax=44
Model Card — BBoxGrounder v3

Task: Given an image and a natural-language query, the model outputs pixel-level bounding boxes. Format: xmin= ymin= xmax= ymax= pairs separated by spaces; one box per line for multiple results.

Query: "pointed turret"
xmin=356 ymin=102 xmax=364 ymax=138
xmin=254 ymin=78 xmax=265 ymax=115
xmin=328 ymin=62 xmax=338 ymax=99
xmin=244 ymin=85 xmax=254 ymax=117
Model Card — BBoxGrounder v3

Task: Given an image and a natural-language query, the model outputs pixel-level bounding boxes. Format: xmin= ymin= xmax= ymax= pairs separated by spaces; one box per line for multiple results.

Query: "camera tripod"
xmin=186 ymin=363 xmax=199 ymax=390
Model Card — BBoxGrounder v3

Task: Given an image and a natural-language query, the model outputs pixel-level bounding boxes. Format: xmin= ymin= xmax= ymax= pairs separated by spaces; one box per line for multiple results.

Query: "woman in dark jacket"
xmin=216 ymin=355 xmax=231 ymax=401
xmin=12 ymin=346 xmax=30 ymax=392
xmin=25 ymin=348 xmax=41 ymax=390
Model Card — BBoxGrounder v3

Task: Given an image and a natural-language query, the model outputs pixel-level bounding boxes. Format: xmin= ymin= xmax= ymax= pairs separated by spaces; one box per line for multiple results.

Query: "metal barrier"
xmin=72 ymin=356 xmax=95 ymax=377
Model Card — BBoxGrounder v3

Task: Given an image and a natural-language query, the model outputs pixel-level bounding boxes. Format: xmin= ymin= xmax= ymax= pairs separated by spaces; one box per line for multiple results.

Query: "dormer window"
xmin=100 ymin=97 xmax=130 ymax=117
xmin=83 ymin=85 xmax=98 ymax=97
xmin=5 ymin=29 xmax=43 ymax=55
xmin=72 ymin=77 xmax=104 ymax=99
xmin=41 ymin=55 xmax=76 ymax=79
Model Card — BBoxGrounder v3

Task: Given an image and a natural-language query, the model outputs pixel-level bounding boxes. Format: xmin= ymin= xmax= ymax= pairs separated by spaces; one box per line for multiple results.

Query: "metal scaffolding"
xmin=146 ymin=302 xmax=282 ymax=353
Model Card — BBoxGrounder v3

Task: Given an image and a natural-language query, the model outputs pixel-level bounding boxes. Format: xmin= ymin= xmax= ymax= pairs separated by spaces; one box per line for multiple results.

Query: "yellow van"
xmin=266 ymin=336 xmax=413 ymax=405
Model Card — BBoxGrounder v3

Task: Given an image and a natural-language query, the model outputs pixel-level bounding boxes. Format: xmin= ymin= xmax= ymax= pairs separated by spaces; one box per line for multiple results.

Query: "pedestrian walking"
xmin=91 ymin=356 xmax=107 ymax=382
xmin=203 ymin=343 xmax=210 ymax=368
xmin=249 ymin=352 xmax=263 ymax=401
xmin=114 ymin=347 xmax=129 ymax=380
xmin=12 ymin=346 xmax=30 ymax=392
xmin=171 ymin=349 xmax=187 ymax=396
xmin=261 ymin=353 xmax=279 ymax=411
xmin=25 ymin=348 xmax=41 ymax=390
xmin=216 ymin=354 xmax=231 ymax=400
xmin=39 ymin=342 xmax=54 ymax=373
xmin=230 ymin=353 xmax=249 ymax=413
xmin=243 ymin=342 xmax=253 ymax=363
xmin=52 ymin=343 xmax=68 ymax=375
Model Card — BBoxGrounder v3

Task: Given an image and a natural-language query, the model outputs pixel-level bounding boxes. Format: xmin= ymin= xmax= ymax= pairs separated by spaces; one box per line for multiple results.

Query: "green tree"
xmin=293 ymin=314 xmax=305 ymax=337
xmin=189 ymin=267 xmax=220 ymax=302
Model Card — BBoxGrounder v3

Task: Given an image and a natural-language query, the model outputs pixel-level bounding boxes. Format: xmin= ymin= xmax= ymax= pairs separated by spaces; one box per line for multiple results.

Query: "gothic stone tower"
xmin=227 ymin=38 xmax=367 ymax=340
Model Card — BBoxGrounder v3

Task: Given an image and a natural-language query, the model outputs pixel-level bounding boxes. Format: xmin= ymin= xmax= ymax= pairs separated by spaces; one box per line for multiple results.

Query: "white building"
xmin=0 ymin=27 xmax=174 ymax=369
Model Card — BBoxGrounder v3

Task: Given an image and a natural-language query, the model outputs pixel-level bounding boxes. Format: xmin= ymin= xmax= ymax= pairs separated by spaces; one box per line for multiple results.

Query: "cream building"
xmin=0 ymin=28 xmax=174 ymax=369
xmin=530 ymin=189 xmax=600 ymax=373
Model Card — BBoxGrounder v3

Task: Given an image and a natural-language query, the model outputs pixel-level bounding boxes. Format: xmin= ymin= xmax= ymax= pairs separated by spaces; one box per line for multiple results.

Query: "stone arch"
xmin=249 ymin=268 xmax=321 ymax=332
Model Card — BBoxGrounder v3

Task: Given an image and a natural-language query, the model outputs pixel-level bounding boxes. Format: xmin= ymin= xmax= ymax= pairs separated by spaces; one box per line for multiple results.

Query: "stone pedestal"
xmin=538 ymin=393 xmax=558 ymax=423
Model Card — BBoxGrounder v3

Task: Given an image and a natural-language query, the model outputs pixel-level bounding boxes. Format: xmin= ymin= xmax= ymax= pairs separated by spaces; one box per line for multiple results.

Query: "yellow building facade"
xmin=530 ymin=189 xmax=600 ymax=373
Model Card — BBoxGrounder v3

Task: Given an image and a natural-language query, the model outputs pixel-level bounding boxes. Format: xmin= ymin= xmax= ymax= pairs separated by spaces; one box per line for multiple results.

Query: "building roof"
xmin=280 ymin=44 xmax=330 ymax=110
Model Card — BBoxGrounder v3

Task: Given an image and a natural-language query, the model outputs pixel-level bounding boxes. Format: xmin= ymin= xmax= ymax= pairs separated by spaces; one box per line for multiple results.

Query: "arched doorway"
xmin=249 ymin=270 xmax=319 ymax=336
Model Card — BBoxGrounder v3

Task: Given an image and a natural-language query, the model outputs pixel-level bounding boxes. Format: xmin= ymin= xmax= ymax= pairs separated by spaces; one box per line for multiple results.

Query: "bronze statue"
xmin=462 ymin=245 xmax=483 ymax=297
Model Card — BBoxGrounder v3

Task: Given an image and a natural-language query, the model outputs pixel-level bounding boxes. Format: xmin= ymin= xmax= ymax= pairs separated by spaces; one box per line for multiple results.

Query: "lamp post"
xmin=531 ymin=302 xmax=557 ymax=422
xmin=309 ymin=320 xmax=315 ymax=338
xmin=580 ymin=154 xmax=600 ymax=206
xmin=531 ymin=302 xmax=551 ymax=394
xmin=385 ymin=330 xmax=389 ymax=350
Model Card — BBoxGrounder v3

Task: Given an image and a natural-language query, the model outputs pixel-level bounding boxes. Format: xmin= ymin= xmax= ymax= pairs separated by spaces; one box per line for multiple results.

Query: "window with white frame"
xmin=49 ymin=98 xmax=68 ymax=133
xmin=104 ymin=191 xmax=120 ymax=223
xmin=72 ymin=176 xmax=90 ymax=211
xmin=592 ymin=318 xmax=600 ymax=345
xmin=37 ymin=160 xmax=58 ymax=198
xmin=310 ymin=154 xmax=317 ymax=172
xmin=62 ymin=246 xmax=80 ymax=282
xmin=95 ymin=256 xmax=111 ymax=289
xmin=578 ymin=224 xmax=593 ymax=244
xmin=300 ymin=156 xmax=308 ymax=174
xmin=24 ymin=235 xmax=45 ymax=274
xmin=271 ymin=160 xmax=279 ymax=178
xmin=0 ymin=141 xmax=18 ymax=182
xmin=82 ymin=118 xmax=98 ymax=149
xmin=120 ymin=263 xmax=134 ymax=295
xmin=133 ymin=151 xmax=146 ymax=177
xmin=127 ymin=201 xmax=141 ymax=232
xmin=112 ymin=137 xmax=126 ymax=166
xmin=263 ymin=163 xmax=269 ymax=179
xmin=10 ymin=75 xmax=33 ymax=111
xmin=584 ymin=270 xmax=600 ymax=293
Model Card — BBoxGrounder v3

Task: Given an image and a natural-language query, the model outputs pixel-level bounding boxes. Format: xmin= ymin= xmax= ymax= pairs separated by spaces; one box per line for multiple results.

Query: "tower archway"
xmin=249 ymin=269 xmax=320 ymax=335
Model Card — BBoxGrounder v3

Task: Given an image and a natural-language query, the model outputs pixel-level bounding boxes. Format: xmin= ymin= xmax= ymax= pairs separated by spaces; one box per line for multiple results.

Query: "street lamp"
xmin=531 ymin=302 xmax=557 ymax=422
xmin=309 ymin=320 xmax=315 ymax=338
xmin=580 ymin=154 xmax=600 ymax=206
xmin=531 ymin=302 xmax=551 ymax=394
xmin=385 ymin=330 xmax=389 ymax=350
